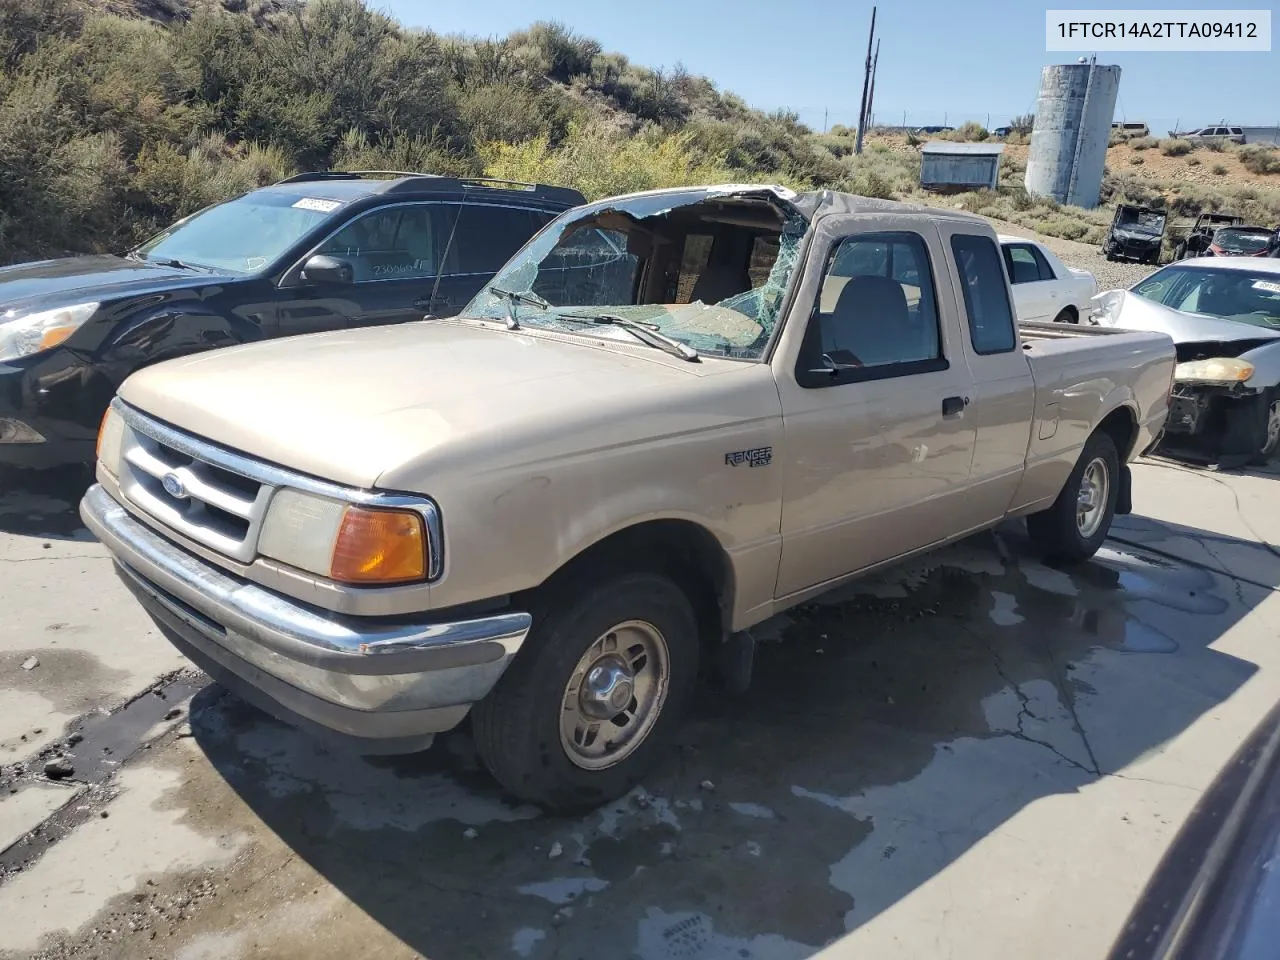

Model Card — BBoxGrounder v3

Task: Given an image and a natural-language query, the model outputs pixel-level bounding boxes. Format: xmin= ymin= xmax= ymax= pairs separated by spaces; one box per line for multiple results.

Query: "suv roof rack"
xmin=274 ymin=171 xmax=585 ymax=207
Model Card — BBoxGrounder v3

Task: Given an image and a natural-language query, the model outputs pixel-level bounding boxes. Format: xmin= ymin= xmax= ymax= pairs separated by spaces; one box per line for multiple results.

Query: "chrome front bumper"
xmin=80 ymin=484 xmax=532 ymax=753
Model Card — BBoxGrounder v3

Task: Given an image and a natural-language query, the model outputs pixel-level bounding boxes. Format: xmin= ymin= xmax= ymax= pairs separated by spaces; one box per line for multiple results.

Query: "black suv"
xmin=0 ymin=172 xmax=584 ymax=472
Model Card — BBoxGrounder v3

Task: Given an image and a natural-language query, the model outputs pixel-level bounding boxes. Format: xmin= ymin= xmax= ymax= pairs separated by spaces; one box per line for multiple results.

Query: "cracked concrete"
xmin=2 ymin=461 xmax=1280 ymax=960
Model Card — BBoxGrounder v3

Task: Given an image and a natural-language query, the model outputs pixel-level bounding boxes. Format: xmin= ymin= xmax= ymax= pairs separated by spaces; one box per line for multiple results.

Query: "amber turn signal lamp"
xmin=96 ymin=408 xmax=112 ymax=460
xmin=329 ymin=506 xmax=427 ymax=584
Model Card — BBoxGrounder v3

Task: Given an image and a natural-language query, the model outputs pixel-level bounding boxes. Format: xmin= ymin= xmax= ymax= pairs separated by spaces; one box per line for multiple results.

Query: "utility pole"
xmin=865 ymin=39 xmax=880 ymax=139
xmin=854 ymin=5 xmax=876 ymax=155
xmin=823 ymin=107 xmax=828 ymax=133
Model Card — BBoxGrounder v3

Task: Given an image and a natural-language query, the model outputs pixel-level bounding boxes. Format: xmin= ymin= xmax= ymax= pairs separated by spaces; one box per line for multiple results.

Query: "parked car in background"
xmin=1202 ymin=226 xmax=1275 ymax=258
xmin=1093 ymin=257 xmax=1280 ymax=465
xmin=998 ymin=235 xmax=1097 ymax=323
xmin=1103 ymin=205 xmax=1167 ymax=265
xmin=1183 ymin=126 xmax=1247 ymax=145
xmin=0 ymin=172 xmax=584 ymax=474
xmin=1111 ymin=121 xmax=1150 ymax=139
xmin=82 ymin=184 xmax=1175 ymax=809
xmin=1174 ymin=212 xmax=1245 ymax=260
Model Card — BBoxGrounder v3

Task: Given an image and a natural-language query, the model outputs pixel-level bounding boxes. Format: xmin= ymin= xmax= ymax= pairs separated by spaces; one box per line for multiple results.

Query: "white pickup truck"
xmin=81 ymin=185 xmax=1176 ymax=810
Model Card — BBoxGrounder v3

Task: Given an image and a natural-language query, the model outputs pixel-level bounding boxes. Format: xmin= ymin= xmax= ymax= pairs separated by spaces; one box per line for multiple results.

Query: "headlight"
xmin=0 ymin=302 xmax=99 ymax=362
xmin=258 ymin=489 xmax=429 ymax=585
xmin=1173 ymin=358 xmax=1255 ymax=384
xmin=96 ymin=406 xmax=126 ymax=476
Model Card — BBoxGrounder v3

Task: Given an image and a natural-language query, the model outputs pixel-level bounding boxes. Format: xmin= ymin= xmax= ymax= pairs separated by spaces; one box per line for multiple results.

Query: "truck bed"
xmin=1013 ymin=320 xmax=1175 ymax=514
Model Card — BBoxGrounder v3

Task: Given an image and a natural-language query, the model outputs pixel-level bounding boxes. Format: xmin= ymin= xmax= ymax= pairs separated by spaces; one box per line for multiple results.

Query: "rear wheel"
xmin=1052 ymin=307 xmax=1077 ymax=324
xmin=471 ymin=571 xmax=699 ymax=811
xmin=1027 ymin=431 xmax=1120 ymax=563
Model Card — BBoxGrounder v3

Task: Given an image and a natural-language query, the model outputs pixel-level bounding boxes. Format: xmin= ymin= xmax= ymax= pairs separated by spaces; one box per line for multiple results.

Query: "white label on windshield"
xmin=1252 ymin=280 xmax=1280 ymax=294
xmin=292 ymin=197 xmax=342 ymax=213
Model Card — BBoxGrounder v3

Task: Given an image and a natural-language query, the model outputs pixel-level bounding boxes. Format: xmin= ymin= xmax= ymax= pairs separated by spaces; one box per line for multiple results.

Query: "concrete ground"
xmin=2 ymin=460 xmax=1280 ymax=960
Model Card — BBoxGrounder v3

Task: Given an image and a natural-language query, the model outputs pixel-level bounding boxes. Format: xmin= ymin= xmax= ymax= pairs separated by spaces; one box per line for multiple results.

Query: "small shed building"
xmin=919 ymin=141 xmax=1004 ymax=191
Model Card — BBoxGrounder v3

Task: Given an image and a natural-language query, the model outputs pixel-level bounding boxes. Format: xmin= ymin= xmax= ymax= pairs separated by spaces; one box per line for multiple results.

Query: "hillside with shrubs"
xmin=2 ymin=0 xmax=1278 ymax=265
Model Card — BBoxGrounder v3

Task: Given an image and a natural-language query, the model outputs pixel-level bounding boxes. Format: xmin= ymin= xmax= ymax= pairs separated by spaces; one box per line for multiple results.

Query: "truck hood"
xmin=118 ymin=320 xmax=733 ymax=489
xmin=1091 ymin=289 xmax=1280 ymax=345
xmin=0 ymin=254 xmax=236 ymax=315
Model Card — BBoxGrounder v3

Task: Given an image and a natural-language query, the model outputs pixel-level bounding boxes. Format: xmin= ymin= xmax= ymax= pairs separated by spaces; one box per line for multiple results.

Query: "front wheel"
xmin=1026 ymin=430 xmax=1120 ymax=563
xmin=1250 ymin=389 xmax=1280 ymax=465
xmin=471 ymin=571 xmax=699 ymax=810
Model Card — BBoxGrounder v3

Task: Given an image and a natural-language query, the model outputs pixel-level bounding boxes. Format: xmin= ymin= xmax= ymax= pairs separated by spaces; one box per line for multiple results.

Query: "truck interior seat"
xmin=691 ymin=263 xmax=751 ymax=305
xmin=822 ymin=275 xmax=916 ymax=366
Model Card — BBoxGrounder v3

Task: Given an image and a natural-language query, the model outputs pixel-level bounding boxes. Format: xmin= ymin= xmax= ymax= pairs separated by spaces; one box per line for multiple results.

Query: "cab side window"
xmin=797 ymin=230 xmax=945 ymax=386
xmin=952 ymin=234 xmax=1017 ymax=355
xmin=319 ymin=205 xmax=457 ymax=282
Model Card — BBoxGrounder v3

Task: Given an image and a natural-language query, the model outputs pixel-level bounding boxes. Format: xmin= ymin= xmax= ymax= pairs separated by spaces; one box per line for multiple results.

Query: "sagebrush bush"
xmin=1239 ymin=146 xmax=1280 ymax=175
xmin=1161 ymin=138 xmax=1193 ymax=156
xmin=1212 ymin=163 xmax=1228 ymax=176
xmin=1130 ymin=136 xmax=1157 ymax=151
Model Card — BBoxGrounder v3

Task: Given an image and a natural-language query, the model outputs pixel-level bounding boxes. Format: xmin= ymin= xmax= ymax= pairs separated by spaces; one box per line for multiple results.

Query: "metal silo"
xmin=1025 ymin=59 xmax=1121 ymax=208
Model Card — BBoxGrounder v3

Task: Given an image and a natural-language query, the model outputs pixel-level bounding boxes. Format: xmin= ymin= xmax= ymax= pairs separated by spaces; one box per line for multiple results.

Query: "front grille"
xmin=117 ymin=414 xmax=274 ymax=563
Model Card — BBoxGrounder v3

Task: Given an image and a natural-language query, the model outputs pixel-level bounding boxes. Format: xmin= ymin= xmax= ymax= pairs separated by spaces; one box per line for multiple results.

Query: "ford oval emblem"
xmin=161 ymin=472 xmax=188 ymax=500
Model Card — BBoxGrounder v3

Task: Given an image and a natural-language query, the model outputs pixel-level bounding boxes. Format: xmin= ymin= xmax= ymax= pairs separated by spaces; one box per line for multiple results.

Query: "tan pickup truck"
xmin=81 ymin=185 xmax=1175 ymax=810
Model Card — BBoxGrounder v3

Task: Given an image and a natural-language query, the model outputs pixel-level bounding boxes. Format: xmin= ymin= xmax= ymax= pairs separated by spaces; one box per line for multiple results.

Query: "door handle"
xmin=942 ymin=395 xmax=968 ymax=417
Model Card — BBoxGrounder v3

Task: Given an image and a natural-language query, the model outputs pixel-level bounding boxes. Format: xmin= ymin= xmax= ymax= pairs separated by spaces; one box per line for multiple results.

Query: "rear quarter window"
xmin=951 ymin=234 xmax=1017 ymax=355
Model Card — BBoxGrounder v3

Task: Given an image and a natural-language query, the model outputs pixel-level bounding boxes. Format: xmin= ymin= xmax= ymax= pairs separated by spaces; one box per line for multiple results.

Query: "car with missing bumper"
xmin=0 ymin=172 xmax=583 ymax=474
xmin=1093 ymin=258 xmax=1280 ymax=466
xmin=81 ymin=184 xmax=1175 ymax=810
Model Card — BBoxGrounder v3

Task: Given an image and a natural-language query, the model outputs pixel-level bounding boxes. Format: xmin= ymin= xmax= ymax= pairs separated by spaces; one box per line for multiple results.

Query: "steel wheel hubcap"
xmin=1076 ymin=457 xmax=1110 ymax=538
xmin=560 ymin=620 xmax=670 ymax=771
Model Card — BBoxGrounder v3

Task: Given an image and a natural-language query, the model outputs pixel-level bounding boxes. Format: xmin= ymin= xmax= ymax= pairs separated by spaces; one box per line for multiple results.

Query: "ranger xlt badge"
xmin=725 ymin=447 xmax=773 ymax=468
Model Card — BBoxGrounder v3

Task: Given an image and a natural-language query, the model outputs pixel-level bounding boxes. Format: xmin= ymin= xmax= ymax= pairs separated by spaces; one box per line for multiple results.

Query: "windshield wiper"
xmin=488 ymin=287 xmax=551 ymax=330
xmin=128 ymin=251 xmax=197 ymax=270
xmin=559 ymin=312 xmax=699 ymax=363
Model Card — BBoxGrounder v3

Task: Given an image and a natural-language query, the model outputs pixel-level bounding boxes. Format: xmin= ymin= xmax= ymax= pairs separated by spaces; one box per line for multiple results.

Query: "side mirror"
xmin=300 ymin=254 xmax=353 ymax=285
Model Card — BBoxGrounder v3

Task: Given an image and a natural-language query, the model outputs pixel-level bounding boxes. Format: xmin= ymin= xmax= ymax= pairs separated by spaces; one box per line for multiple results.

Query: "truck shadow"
xmin=190 ymin=518 xmax=1267 ymax=959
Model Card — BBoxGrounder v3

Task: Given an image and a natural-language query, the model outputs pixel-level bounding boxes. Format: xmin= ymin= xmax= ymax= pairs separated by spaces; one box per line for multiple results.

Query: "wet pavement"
xmin=2 ymin=461 xmax=1280 ymax=960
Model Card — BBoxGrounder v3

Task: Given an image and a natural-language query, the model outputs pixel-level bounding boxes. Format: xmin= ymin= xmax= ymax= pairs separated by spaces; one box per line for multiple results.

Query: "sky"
xmin=380 ymin=0 xmax=1277 ymax=135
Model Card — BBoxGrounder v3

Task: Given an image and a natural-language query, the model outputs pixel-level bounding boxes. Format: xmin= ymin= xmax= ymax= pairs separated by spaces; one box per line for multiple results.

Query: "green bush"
xmin=1161 ymin=138 xmax=1193 ymax=156
xmin=1239 ymin=145 xmax=1280 ymax=175
xmin=1130 ymin=156 xmax=1145 ymax=165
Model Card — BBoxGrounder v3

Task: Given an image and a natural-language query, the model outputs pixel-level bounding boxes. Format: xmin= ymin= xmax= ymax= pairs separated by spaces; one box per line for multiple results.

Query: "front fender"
xmin=1239 ymin=340 xmax=1280 ymax=391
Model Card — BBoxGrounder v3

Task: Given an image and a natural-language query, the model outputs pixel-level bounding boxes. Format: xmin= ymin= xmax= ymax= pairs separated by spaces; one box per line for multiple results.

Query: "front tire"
xmin=1249 ymin=389 xmax=1280 ymax=465
xmin=1026 ymin=430 xmax=1120 ymax=563
xmin=472 ymin=571 xmax=699 ymax=811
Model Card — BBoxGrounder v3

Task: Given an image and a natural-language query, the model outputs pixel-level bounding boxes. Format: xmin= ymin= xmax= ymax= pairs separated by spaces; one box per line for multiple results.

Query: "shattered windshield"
xmin=1134 ymin=265 xmax=1280 ymax=327
xmin=462 ymin=192 xmax=807 ymax=361
xmin=1118 ymin=210 xmax=1164 ymax=235
xmin=1213 ymin=229 xmax=1272 ymax=254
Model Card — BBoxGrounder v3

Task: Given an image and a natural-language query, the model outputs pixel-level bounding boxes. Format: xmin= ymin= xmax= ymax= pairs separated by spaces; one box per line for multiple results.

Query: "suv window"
xmin=453 ymin=206 xmax=555 ymax=275
xmin=952 ymin=234 xmax=1017 ymax=354
xmin=799 ymin=230 xmax=943 ymax=383
xmin=319 ymin=204 xmax=458 ymax=282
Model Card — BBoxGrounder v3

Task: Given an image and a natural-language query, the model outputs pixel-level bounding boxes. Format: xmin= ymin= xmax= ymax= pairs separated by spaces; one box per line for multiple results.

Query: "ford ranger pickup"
xmin=81 ymin=185 xmax=1176 ymax=810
